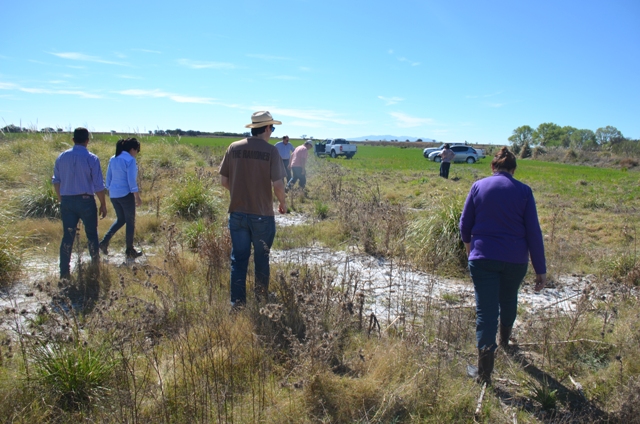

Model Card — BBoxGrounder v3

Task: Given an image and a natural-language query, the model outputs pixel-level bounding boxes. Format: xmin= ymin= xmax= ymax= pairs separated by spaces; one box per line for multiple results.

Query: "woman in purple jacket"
xmin=459 ymin=147 xmax=547 ymax=384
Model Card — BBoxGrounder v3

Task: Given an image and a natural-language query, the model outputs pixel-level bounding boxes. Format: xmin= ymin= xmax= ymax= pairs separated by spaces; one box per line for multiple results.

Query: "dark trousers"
xmin=101 ymin=193 xmax=136 ymax=249
xmin=439 ymin=161 xmax=451 ymax=178
xmin=59 ymin=195 xmax=99 ymax=277
xmin=287 ymin=167 xmax=306 ymax=189
xmin=469 ymin=259 xmax=528 ymax=352
xmin=282 ymin=159 xmax=291 ymax=182
xmin=228 ymin=212 xmax=276 ymax=305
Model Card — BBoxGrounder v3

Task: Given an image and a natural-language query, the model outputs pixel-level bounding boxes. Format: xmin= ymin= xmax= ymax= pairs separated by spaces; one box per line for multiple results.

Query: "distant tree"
xmin=568 ymin=129 xmax=596 ymax=150
xmin=417 ymin=138 xmax=422 ymax=142
xmin=595 ymin=126 xmax=624 ymax=147
xmin=519 ymin=143 xmax=532 ymax=159
xmin=533 ymin=122 xmax=563 ymax=147
xmin=560 ymin=126 xmax=578 ymax=147
xmin=508 ymin=125 xmax=534 ymax=153
xmin=1 ymin=124 xmax=23 ymax=133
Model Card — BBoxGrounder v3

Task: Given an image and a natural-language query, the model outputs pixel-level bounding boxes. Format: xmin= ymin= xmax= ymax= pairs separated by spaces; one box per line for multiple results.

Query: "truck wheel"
xmin=331 ymin=150 xmax=337 ymax=158
xmin=346 ymin=154 xmax=353 ymax=159
xmin=434 ymin=156 xmax=442 ymax=163
xmin=466 ymin=157 xmax=476 ymax=164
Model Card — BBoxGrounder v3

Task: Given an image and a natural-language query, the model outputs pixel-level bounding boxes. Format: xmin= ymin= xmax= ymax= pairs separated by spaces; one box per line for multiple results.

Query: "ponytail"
xmin=491 ymin=146 xmax=517 ymax=172
xmin=115 ymin=137 xmax=141 ymax=157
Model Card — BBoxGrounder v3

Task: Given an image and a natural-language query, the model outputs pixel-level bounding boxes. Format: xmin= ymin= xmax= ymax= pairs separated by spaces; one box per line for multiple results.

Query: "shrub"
xmin=406 ymin=199 xmax=466 ymax=274
xmin=31 ymin=341 xmax=115 ymax=410
xmin=168 ymin=173 xmax=219 ymax=220
xmin=314 ymin=201 xmax=329 ymax=220
xmin=18 ymin=179 xmax=60 ymax=219
xmin=0 ymin=236 xmax=20 ymax=287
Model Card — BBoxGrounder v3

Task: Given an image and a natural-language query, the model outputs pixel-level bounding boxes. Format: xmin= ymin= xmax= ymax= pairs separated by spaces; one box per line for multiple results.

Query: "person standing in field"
xmin=274 ymin=135 xmax=295 ymax=184
xmin=99 ymin=137 xmax=143 ymax=259
xmin=459 ymin=146 xmax=547 ymax=385
xmin=286 ymin=140 xmax=313 ymax=191
xmin=52 ymin=127 xmax=107 ymax=279
xmin=219 ymin=111 xmax=287 ymax=308
xmin=439 ymin=143 xmax=456 ymax=178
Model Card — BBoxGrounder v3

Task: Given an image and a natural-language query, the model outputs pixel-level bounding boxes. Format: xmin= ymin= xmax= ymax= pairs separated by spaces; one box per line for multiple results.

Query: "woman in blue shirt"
xmin=99 ymin=138 xmax=143 ymax=258
xmin=460 ymin=146 xmax=546 ymax=385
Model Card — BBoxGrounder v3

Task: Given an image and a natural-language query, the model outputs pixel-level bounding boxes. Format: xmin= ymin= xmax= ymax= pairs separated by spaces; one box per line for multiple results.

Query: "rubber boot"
xmin=477 ymin=348 xmax=495 ymax=385
xmin=126 ymin=247 xmax=143 ymax=259
xmin=499 ymin=324 xmax=513 ymax=351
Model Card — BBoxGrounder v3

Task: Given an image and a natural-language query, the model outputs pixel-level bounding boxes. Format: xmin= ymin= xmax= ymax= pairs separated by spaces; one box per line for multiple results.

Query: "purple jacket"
xmin=459 ymin=172 xmax=546 ymax=274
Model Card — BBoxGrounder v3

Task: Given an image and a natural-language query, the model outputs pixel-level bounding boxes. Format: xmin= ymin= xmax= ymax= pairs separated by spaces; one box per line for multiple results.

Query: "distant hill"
xmin=346 ymin=135 xmax=435 ymax=142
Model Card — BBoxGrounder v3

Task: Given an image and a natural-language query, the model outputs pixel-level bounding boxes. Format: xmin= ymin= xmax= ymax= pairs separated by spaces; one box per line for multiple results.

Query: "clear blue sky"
xmin=1 ymin=0 xmax=639 ymax=143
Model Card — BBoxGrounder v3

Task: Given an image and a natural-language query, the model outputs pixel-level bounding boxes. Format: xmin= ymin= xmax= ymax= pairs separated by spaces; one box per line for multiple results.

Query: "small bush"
xmin=168 ymin=174 xmax=218 ymax=220
xmin=31 ymin=341 xmax=115 ymax=410
xmin=0 ymin=236 xmax=20 ymax=287
xmin=619 ymin=158 xmax=638 ymax=169
xmin=314 ymin=201 xmax=329 ymax=220
xmin=407 ymin=199 xmax=466 ymax=273
xmin=18 ymin=180 xmax=60 ymax=219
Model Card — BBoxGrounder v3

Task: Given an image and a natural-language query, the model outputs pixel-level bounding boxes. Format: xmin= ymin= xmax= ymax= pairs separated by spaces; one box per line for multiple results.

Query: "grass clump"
xmin=168 ymin=171 xmax=220 ymax=220
xmin=407 ymin=198 xmax=466 ymax=274
xmin=30 ymin=340 xmax=115 ymax=411
xmin=0 ymin=235 xmax=20 ymax=287
xmin=17 ymin=179 xmax=60 ymax=219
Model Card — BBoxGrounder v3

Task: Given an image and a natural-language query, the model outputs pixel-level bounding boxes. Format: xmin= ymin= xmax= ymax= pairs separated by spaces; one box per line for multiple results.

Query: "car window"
xmin=452 ymin=146 xmax=466 ymax=152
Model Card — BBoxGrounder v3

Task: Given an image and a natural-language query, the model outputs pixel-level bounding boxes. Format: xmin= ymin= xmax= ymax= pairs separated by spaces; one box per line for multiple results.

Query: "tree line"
xmin=508 ymin=123 xmax=639 ymax=156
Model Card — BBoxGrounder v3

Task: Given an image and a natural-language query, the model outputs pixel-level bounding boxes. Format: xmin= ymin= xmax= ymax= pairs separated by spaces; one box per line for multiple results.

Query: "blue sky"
xmin=1 ymin=0 xmax=639 ymax=143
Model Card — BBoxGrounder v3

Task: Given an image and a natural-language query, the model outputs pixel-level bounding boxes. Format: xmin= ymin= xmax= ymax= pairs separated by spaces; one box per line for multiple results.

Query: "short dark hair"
xmin=73 ymin=127 xmax=90 ymax=144
xmin=491 ymin=146 xmax=517 ymax=171
xmin=443 ymin=143 xmax=451 ymax=149
xmin=283 ymin=135 xmax=289 ymax=140
xmin=251 ymin=125 xmax=268 ymax=136
xmin=115 ymin=137 xmax=141 ymax=157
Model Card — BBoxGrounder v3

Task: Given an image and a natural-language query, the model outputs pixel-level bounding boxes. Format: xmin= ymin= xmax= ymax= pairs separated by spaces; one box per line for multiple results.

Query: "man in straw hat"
xmin=219 ymin=111 xmax=287 ymax=309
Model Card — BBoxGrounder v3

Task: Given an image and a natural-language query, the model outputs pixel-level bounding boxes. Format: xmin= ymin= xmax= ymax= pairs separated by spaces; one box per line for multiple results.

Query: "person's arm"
xmin=53 ymin=183 xmax=61 ymax=202
xmin=272 ymin=179 xmax=286 ymax=214
xmin=95 ymin=190 xmax=107 ymax=219
xmin=127 ymin=157 xmax=141 ymax=206
xmin=220 ymin=175 xmax=230 ymax=190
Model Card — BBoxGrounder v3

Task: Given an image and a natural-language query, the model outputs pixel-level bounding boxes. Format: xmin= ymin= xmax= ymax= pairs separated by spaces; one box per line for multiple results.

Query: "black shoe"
xmin=125 ymin=248 xmax=143 ymax=259
xmin=99 ymin=241 xmax=109 ymax=255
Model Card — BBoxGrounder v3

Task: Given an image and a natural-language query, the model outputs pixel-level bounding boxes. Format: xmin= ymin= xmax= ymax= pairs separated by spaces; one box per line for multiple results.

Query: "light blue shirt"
xmin=52 ymin=144 xmax=105 ymax=195
xmin=274 ymin=141 xmax=295 ymax=160
xmin=105 ymin=151 xmax=139 ymax=199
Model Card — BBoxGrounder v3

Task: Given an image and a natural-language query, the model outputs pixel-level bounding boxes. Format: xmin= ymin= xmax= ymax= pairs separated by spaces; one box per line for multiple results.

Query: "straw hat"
xmin=245 ymin=111 xmax=282 ymax=128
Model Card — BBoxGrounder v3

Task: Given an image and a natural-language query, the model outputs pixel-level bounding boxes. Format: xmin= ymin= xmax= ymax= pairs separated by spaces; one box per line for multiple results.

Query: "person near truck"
xmin=219 ymin=111 xmax=287 ymax=309
xmin=274 ymin=135 xmax=295 ymax=184
xmin=439 ymin=143 xmax=456 ymax=178
xmin=52 ymin=127 xmax=107 ymax=279
xmin=459 ymin=146 xmax=547 ymax=385
xmin=286 ymin=140 xmax=313 ymax=191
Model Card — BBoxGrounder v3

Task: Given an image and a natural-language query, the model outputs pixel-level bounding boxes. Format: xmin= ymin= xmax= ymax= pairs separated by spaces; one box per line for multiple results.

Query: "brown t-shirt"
xmin=219 ymin=137 xmax=286 ymax=216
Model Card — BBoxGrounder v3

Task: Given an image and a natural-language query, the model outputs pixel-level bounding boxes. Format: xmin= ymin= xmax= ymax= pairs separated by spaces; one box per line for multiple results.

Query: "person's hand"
xmin=99 ymin=203 xmax=107 ymax=219
xmin=135 ymin=193 xmax=142 ymax=207
xmin=534 ymin=274 xmax=547 ymax=292
xmin=278 ymin=202 xmax=286 ymax=214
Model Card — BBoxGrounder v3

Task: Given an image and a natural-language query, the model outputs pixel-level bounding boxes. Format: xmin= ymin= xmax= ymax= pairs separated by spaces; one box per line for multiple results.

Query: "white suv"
xmin=423 ymin=143 xmax=466 ymax=158
xmin=428 ymin=146 xmax=479 ymax=164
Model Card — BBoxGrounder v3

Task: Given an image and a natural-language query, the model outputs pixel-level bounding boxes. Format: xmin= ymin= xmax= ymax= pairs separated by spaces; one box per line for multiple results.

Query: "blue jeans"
xmin=101 ymin=193 xmax=136 ymax=249
xmin=228 ymin=212 xmax=276 ymax=304
xmin=287 ymin=167 xmax=306 ymax=189
xmin=469 ymin=259 xmax=528 ymax=352
xmin=59 ymin=195 xmax=99 ymax=277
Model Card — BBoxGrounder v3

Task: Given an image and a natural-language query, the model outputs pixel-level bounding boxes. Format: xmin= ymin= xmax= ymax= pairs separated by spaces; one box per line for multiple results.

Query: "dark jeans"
xmin=228 ymin=212 xmax=276 ymax=304
xmin=469 ymin=259 xmax=528 ymax=352
xmin=101 ymin=193 xmax=136 ymax=249
xmin=287 ymin=167 xmax=306 ymax=189
xmin=59 ymin=195 xmax=99 ymax=277
xmin=282 ymin=159 xmax=291 ymax=182
xmin=439 ymin=161 xmax=451 ymax=178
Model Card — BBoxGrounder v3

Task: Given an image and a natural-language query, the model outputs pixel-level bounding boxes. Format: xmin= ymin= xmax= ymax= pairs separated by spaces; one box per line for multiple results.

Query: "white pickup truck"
xmin=315 ymin=138 xmax=357 ymax=159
